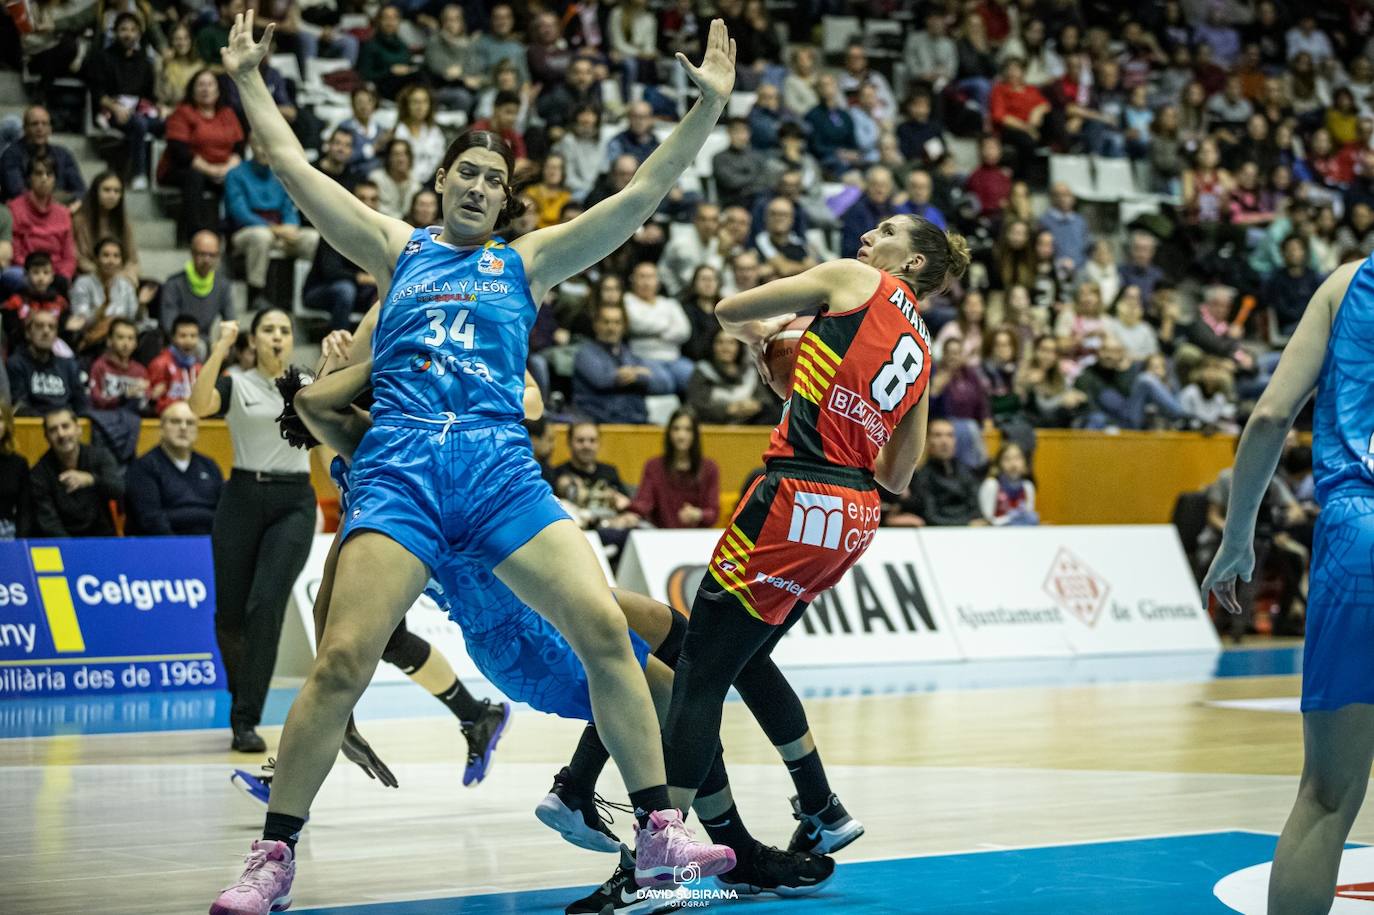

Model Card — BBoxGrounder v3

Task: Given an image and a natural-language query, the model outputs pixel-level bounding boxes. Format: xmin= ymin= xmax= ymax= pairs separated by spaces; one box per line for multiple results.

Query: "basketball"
xmin=764 ymin=315 xmax=814 ymax=398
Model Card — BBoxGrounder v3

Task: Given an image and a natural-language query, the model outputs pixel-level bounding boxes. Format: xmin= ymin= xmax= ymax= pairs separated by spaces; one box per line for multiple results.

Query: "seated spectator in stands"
xmin=752 ymin=197 xmax=817 ymax=281
xmin=1105 ymin=286 xmax=1158 ymax=364
xmin=1078 ymin=239 xmax=1121 ymax=306
xmin=304 ymin=181 xmax=382 ymax=330
xmin=607 ymin=0 xmax=658 ymax=92
xmin=315 ymin=128 xmax=359 ymax=189
xmin=5 ymin=156 xmax=75 ymax=293
xmin=887 ymin=419 xmax=984 ymax=527
xmin=1074 ymin=335 xmax=1188 ymax=430
xmin=1180 ymin=357 xmax=1240 ymax=433
xmin=551 ymin=419 xmax=637 ymax=534
xmin=849 ymin=85 xmax=887 ymax=154
xmin=990 ymin=58 xmax=1049 ymax=174
xmin=1205 ymin=74 xmax=1254 ymax=142
xmin=979 ymin=442 xmax=1038 ymax=526
xmin=782 ymin=44 xmax=820 ymax=117
xmin=1021 ymin=334 xmax=1087 ymax=428
xmin=1286 ymin=13 xmax=1333 ymax=65
xmin=554 ymin=105 xmax=607 ymax=201
xmin=0 ymin=202 xmax=10 ymax=273
xmin=125 ymin=400 xmax=223 ymax=534
xmin=713 ymin=117 xmax=770 ymax=209
xmin=225 ymin=135 xmax=319 ymax=308
xmin=896 ymin=169 xmax=946 ymax=229
xmin=1055 ymin=280 xmax=1109 ymax=366
xmin=747 ymin=82 xmax=789 ymax=152
xmin=30 ymin=407 xmax=123 ymax=536
xmin=606 ymin=101 xmax=660 ymax=167
xmin=159 ymin=69 xmax=244 ymax=243
xmin=838 ymin=42 xmax=896 ymax=125
xmin=584 ymin=153 xmax=639 ymax=211
xmin=722 ymin=248 xmax=762 ymax=297
xmin=980 ymin=325 xmax=1026 ymax=429
xmin=572 ymin=300 xmax=673 ymax=424
xmin=0 ymin=400 xmax=30 ymax=539
xmin=659 ymin=202 xmax=721 ymax=297
xmin=965 ymin=134 xmax=1013 ymax=221
xmin=680 ymin=265 xmax=723 ymax=361
xmin=686 ymin=327 xmax=770 ymax=425
xmin=771 ymin=124 xmax=829 ymax=224
xmin=896 ymin=90 xmax=946 ymax=167
xmin=69 ymin=238 xmax=148 ymax=356
xmin=540 ymin=56 xmax=604 ymax=137
xmin=1039 ymin=182 xmax=1089 ymax=272
xmin=1262 ymin=234 xmax=1323 ymax=343
xmin=840 ymin=166 xmax=898 ymax=259
xmin=902 ymin=10 xmax=956 ymax=94
xmin=357 ymin=5 xmax=417 ymax=100
xmin=87 ymin=317 xmax=147 ymax=412
xmin=471 ymin=3 xmax=530 ymax=87
xmin=195 ymin=0 xmax=240 ymax=64
xmin=806 ymin=73 xmax=861 ymax=178
xmin=336 ymin=85 xmax=388 ymax=174
xmin=623 ymin=261 xmax=692 ymax=391
xmin=1118 ymin=232 xmax=1165 ymax=302
xmin=471 ymin=90 xmax=528 ymax=160
xmin=425 ymin=4 xmax=479 ymax=113
xmin=159 ymin=230 xmax=231 ymax=341
xmin=526 ymin=155 xmax=571 ymax=230
xmin=368 ymin=138 xmax=423 ymax=220
xmin=158 ymin=22 xmax=201 ymax=110
xmin=526 ymin=10 xmax=571 ymax=88
xmin=1336 ymin=200 xmax=1374 ymax=258
xmin=147 ymin=315 xmax=201 ymax=414
xmin=2 ymin=253 xmax=68 ymax=353
xmin=85 ymin=12 xmax=159 ymax=191
xmin=73 ymin=173 xmax=140 ymax=283
xmin=0 ymin=106 xmax=85 ymax=204
xmin=393 ymin=85 xmax=446 ymax=184
xmin=933 ymin=290 xmax=986 ymax=360
xmin=1181 ymin=285 xmax=1258 ymax=374
xmin=620 ymin=408 xmax=719 ymax=529
xmin=931 ymin=336 xmax=990 ymax=468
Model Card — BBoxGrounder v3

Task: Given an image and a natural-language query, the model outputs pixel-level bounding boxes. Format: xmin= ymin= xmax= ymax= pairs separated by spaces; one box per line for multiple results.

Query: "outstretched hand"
xmin=676 ymin=18 xmax=736 ymax=105
xmin=221 ymin=10 xmax=275 ymax=79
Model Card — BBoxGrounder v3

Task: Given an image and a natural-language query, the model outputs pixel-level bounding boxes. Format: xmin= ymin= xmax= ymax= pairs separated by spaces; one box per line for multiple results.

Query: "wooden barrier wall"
xmin=14 ymin=418 xmax=1239 ymax=526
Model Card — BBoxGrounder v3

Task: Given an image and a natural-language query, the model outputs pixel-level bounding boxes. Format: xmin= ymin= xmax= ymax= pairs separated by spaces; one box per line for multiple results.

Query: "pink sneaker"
xmin=209 ymin=840 xmax=295 ymax=914
xmin=633 ymin=809 xmax=736 ymax=887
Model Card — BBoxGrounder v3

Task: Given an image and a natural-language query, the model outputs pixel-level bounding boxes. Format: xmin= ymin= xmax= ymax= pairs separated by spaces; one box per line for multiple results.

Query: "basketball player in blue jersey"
xmin=211 ymin=13 xmax=740 ymax=914
xmin=1204 ymin=257 xmax=1374 ymax=914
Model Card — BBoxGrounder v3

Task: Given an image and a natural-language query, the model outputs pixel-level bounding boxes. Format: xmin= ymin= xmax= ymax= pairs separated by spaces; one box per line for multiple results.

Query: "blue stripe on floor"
xmin=0 ymin=646 xmax=1304 ymax=740
xmin=294 ymin=831 xmax=1298 ymax=914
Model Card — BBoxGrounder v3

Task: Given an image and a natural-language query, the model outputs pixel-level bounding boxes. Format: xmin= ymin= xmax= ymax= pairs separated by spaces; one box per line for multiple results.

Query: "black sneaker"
xmin=787 ymin=793 xmax=865 ymax=855
xmin=461 ymin=701 xmax=511 ymax=786
xmin=714 ymin=842 xmax=835 ymax=897
xmin=535 ymin=766 xmax=625 ymax=853
xmin=231 ymin=726 xmax=267 ymax=754
xmin=565 ymin=846 xmax=684 ymax=914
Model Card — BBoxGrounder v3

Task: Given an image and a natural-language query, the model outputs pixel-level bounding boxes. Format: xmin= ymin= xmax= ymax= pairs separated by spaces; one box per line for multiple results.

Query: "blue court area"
xmin=0 ymin=646 xmax=1302 ymax=740
xmin=295 ymin=831 xmax=1300 ymax=914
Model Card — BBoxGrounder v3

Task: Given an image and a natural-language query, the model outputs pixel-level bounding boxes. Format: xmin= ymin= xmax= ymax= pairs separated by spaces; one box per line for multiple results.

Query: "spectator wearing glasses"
xmin=0 ymin=106 xmax=86 ymax=204
xmin=125 ymin=400 xmax=224 ymax=535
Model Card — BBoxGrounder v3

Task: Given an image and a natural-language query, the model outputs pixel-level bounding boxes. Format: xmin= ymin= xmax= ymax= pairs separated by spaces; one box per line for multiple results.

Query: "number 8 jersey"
xmin=369 ymin=228 xmax=536 ymax=426
xmin=765 ymin=269 xmax=934 ymax=471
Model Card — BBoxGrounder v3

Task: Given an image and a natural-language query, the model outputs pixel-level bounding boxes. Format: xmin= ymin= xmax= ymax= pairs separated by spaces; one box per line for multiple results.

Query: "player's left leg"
xmin=1269 ymin=703 xmax=1374 ymax=914
xmin=380 ymin=620 xmax=510 ymax=785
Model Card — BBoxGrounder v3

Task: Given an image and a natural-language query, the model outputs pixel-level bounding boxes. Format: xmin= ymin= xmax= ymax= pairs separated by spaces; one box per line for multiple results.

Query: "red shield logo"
xmin=1042 ymin=548 xmax=1111 ymax=627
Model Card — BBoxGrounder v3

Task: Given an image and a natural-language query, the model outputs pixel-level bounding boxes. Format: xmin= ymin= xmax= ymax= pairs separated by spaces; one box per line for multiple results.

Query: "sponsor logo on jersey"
xmin=403 ymin=238 xmax=422 ymax=254
xmin=717 ymin=558 xmax=737 ymax=574
xmin=409 ymin=351 xmax=494 ymax=382
xmin=826 ymin=384 xmax=890 ymax=447
xmin=753 ymin=571 xmax=806 ymax=596
xmin=410 ymin=353 xmax=433 ymax=373
xmin=477 ymin=248 xmax=505 ymax=276
xmin=787 ymin=492 xmax=845 ymax=551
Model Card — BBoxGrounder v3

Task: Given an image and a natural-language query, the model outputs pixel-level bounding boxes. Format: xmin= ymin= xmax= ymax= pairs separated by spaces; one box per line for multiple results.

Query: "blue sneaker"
xmin=231 ymin=759 xmax=274 ymax=806
xmin=463 ymin=701 xmax=511 ymax=786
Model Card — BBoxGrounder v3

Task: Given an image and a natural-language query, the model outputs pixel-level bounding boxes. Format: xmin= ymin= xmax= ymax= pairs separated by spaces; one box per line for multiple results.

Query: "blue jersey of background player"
xmin=1205 ymin=256 xmax=1374 ymax=912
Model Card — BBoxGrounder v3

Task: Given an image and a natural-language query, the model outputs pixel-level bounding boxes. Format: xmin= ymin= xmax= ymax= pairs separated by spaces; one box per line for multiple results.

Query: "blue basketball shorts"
xmin=342 ymin=419 xmax=569 ymax=573
xmin=425 ymin=552 xmax=652 ymax=722
xmin=1301 ymin=493 xmax=1374 ymax=713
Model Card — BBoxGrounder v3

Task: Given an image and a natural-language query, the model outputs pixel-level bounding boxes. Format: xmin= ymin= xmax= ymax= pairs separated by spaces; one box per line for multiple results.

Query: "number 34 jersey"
xmin=765 ymin=269 xmax=933 ymax=471
xmin=369 ymin=229 xmax=535 ymax=426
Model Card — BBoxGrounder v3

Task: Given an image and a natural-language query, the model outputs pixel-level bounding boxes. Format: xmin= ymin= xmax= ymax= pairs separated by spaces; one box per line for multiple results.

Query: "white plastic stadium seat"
xmin=1090 ymin=156 xmax=1139 ymax=202
xmin=1049 ymin=154 xmax=1095 ymax=201
xmin=269 ymin=53 xmax=302 ymax=87
xmin=645 ymin=395 xmax=681 ymax=427
xmin=726 ymin=92 xmax=756 ymax=119
xmin=820 ymin=16 xmax=861 ymax=55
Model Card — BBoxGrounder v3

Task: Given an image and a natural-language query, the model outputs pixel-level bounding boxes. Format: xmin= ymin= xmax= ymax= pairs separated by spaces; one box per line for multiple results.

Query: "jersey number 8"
xmin=870 ymin=335 xmax=924 ymax=411
xmin=424 ymin=307 xmax=475 ymax=349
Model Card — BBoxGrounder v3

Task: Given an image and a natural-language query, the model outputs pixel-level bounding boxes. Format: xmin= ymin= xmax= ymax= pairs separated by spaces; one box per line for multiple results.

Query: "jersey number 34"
xmin=423 ymin=307 xmax=475 ymax=349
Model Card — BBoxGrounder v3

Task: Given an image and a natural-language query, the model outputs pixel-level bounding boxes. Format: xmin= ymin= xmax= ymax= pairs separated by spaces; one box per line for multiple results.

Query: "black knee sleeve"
xmin=381 ymin=624 xmax=431 ymax=674
xmin=653 ymin=608 xmax=688 ymax=668
xmin=697 ymin=743 xmax=729 ymax=798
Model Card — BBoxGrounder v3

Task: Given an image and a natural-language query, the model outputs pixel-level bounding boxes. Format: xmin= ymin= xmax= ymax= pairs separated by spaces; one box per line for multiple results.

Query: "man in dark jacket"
xmin=1261 ymin=235 xmax=1322 ymax=341
xmin=31 ymin=407 xmax=124 ymax=537
xmin=0 ymin=106 xmax=85 ymax=203
xmin=84 ymin=13 xmax=160 ymax=190
xmin=125 ymin=401 xmax=224 ymax=535
xmin=890 ymin=419 xmax=984 ymax=526
xmin=7 ymin=309 xmax=86 ymax=416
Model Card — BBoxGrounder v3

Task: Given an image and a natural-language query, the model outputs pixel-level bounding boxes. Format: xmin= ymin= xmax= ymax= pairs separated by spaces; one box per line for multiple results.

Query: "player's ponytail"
xmin=901 ymin=215 xmax=971 ymax=297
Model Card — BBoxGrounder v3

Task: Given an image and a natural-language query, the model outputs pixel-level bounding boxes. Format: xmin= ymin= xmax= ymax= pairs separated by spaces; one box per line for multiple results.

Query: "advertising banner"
xmin=0 ymin=538 xmax=222 ymax=698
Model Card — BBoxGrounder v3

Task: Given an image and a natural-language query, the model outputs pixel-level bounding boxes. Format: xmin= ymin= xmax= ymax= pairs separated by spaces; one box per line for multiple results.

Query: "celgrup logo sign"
xmin=0 ymin=538 xmax=221 ymax=698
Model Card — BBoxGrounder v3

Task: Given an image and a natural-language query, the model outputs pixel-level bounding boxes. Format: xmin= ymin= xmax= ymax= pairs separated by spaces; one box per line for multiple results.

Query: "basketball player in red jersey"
xmin=656 ymin=215 xmax=970 ymax=892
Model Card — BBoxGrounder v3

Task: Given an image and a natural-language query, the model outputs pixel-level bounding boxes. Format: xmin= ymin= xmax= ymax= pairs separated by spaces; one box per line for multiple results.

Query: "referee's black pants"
xmin=212 ymin=472 xmax=316 ymax=731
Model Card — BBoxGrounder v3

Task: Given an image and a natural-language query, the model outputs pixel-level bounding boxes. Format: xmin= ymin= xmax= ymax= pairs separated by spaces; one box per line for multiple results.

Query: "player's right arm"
xmin=715 ymin=259 xmax=879 ymax=344
xmin=222 ymin=13 xmax=412 ymax=287
xmin=1202 ymin=260 xmax=1357 ymax=611
xmin=874 ymin=391 xmax=930 ymax=494
xmin=296 ymin=359 xmax=374 ymax=461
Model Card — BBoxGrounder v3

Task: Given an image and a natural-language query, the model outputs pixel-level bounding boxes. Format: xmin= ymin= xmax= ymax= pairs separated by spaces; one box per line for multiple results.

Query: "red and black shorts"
xmin=705 ymin=458 xmax=881 ymax=626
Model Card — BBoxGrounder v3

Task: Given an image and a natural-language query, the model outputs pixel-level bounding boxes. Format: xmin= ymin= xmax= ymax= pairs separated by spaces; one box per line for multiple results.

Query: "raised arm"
xmin=222 ymin=13 xmax=413 ymax=287
xmin=512 ymin=20 xmax=737 ymax=300
xmin=1202 ymin=260 xmax=1355 ymax=610
xmin=716 ymin=259 xmax=880 ymax=344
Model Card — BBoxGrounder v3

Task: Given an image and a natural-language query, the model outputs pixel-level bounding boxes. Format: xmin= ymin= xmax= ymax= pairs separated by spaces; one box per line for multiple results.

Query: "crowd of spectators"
xmin=0 ymin=0 xmax=1365 ymax=582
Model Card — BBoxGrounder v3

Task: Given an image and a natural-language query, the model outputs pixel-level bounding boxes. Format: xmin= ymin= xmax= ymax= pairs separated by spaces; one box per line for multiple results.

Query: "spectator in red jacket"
xmin=965 ymin=134 xmax=1013 ymax=221
xmin=1 ymin=252 xmax=68 ymax=354
xmin=147 ymin=315 xmax=203 ymax=414
xmin=623 ymin=407 xmax=720 ymax=529
xmin=158 ymin=68 xmax=245 ymax=243
xmin=989 ymin=58 xmax=1049 ymax=178
xmin=87 ymin=317 xmax=149 ymax=413
xmin=3 ymin=156 xmax=76 ymax=295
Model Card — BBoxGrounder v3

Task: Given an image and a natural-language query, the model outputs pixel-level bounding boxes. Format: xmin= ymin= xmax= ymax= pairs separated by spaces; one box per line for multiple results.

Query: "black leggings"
xmin=664 ymin=578 xmax=812 ymax=793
